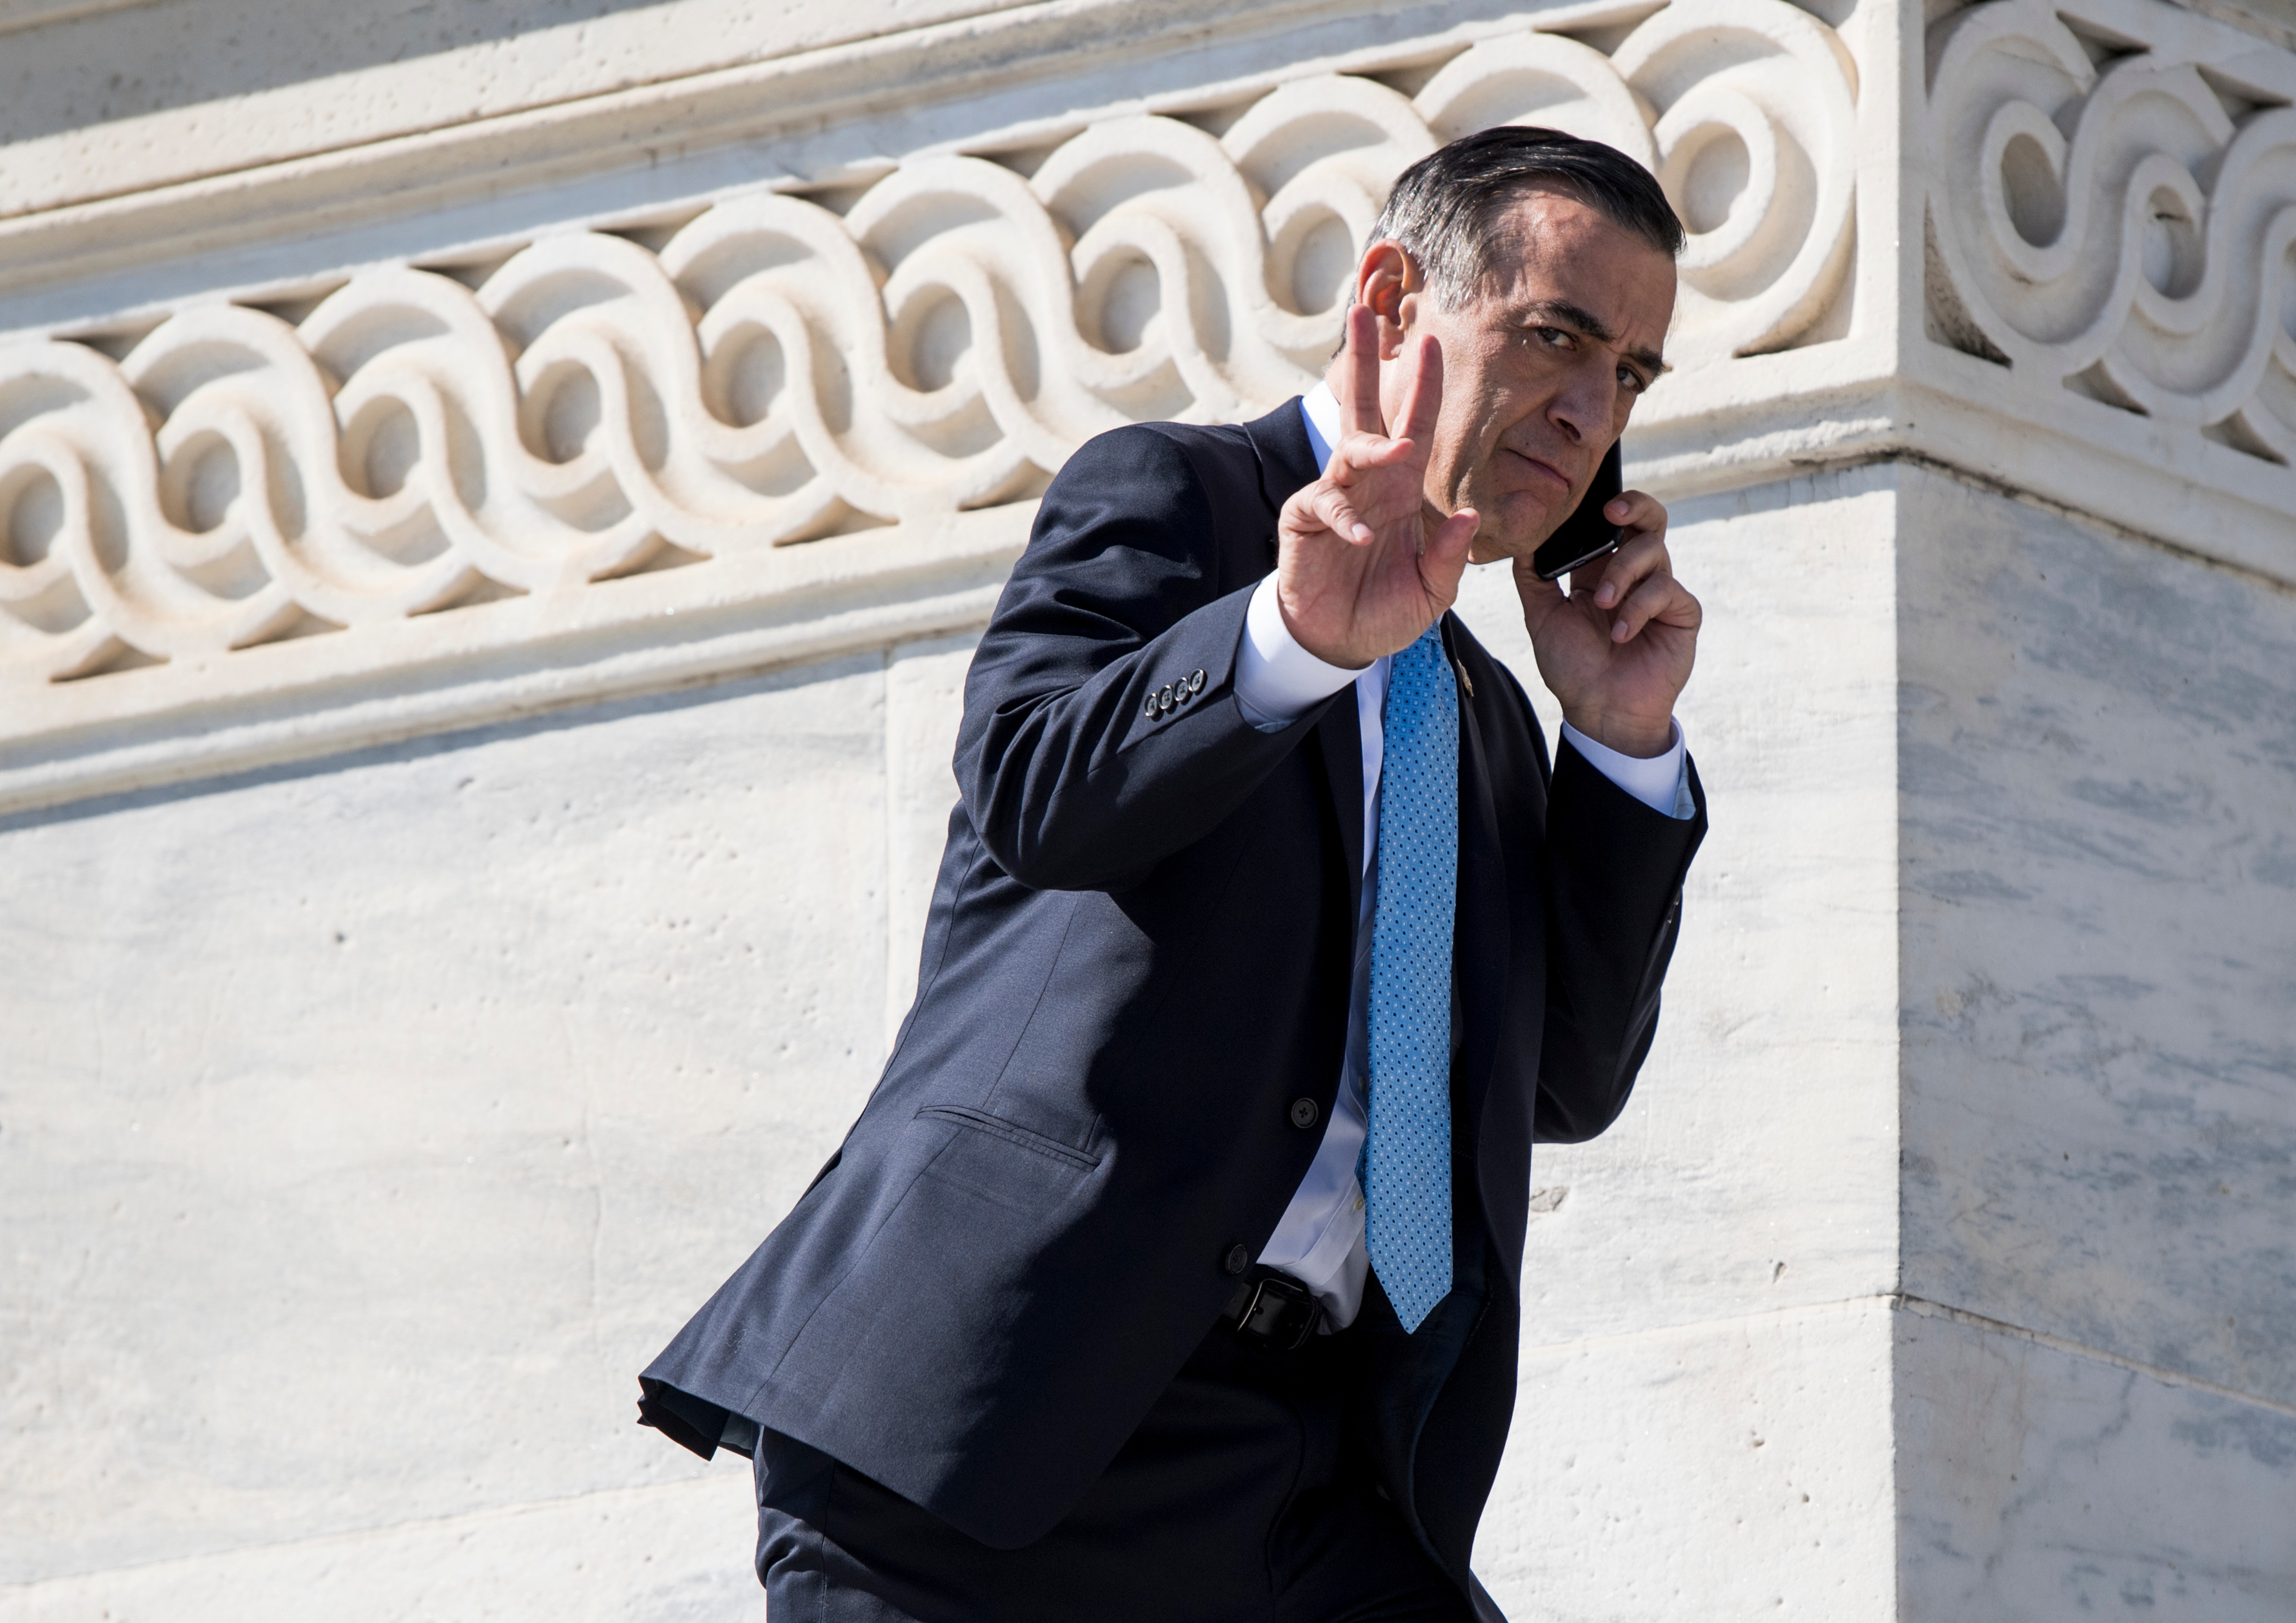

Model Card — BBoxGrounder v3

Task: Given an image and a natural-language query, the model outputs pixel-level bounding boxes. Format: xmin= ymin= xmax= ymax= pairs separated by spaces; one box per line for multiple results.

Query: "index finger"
xmin=1602 ymin=488 xmax=1668 ymax=536
xmin=1345 ymin=304 xmax=1383 ymax=438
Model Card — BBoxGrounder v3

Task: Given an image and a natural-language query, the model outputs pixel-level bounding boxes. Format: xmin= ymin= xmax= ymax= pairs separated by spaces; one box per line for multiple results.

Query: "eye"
xmin=1617 ymin=363 xmax=1648 ymax=393
xmin=1526 ymin=324 xmax=1573 ymax=351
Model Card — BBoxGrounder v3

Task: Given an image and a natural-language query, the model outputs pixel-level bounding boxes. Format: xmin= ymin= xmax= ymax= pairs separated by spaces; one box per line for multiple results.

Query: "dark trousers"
xmin=752 ymin=1306 xmax=1479 ymax=1623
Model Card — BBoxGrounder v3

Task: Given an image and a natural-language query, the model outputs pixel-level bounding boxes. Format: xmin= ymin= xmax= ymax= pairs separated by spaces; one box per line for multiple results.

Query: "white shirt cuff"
xmin=1559 ymin=719 xmax=1694 ymax=820
xmin=1233 ymin=574 xmax=1366 ymax=729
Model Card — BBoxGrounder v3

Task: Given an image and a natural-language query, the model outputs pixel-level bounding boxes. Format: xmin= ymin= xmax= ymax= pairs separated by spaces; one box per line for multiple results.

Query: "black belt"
xmin=1220 ymin=1270 xmax=1327 ymax=1352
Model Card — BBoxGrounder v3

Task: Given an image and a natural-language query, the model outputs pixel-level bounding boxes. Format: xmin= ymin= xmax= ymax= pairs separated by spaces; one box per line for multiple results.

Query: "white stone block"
xmin=1895 ymin=467 xmax=2296 ymax=1411
xmin=0 ymin=659 xmax=886 ymax=1584
xmin=1455 ymin=469 xmax=1904 ymax=1346
xmin=1477 ymin=1300 xmax=1899 ymax=1621
xmin=1898 ymin=1306 xmax=2296 ymax=1618
xmin=0 ymin=1474 xmax=760 ymax=1623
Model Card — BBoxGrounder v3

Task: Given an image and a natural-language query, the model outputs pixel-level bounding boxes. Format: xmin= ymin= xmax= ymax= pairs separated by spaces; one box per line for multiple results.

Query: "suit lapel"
xmin=1316 ymin=697 xmax=1364 ymax=924
xmin=1241 ymin=395 xmax=1321 ymax=535
xmin=1441 ymin=617 xmax=1510 ymax=1146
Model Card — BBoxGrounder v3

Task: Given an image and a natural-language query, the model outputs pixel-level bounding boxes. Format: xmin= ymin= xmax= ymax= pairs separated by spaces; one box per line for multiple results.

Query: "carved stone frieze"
xmin=1926 ymin=0 xmax=2296 ymax=464
xmin=0 ymin=0 xmax=1857 ymax=804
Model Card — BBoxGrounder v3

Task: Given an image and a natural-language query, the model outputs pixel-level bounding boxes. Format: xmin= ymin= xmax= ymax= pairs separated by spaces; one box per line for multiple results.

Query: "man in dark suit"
xmin=637 ymin=127 xmax=1706 ymax=1621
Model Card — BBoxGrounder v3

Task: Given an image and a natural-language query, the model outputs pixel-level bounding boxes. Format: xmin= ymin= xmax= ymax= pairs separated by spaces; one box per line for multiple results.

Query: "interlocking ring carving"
xmin=1928 ymin=0 xmax=2296 ymax=461
xmin=0 ymin=0 xmax=1855 ymax=687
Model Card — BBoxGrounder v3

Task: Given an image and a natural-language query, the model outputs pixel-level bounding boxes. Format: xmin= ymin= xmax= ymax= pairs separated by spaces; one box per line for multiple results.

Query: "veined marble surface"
xmin=1897 ymin=466 xmax=2296 ymax=1412
xmin=1899 ymin=1305 xmax=2296 ymax=1617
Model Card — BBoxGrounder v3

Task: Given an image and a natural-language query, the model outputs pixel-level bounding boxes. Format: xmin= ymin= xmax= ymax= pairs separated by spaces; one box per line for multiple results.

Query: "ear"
xmin=1353 ymin=240 xmax=1415 ymax=356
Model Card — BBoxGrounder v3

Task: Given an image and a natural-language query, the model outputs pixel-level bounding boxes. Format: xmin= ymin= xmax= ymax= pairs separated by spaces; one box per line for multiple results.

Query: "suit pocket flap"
xmin=914 ymin=1105 xmax=1101 ymax=1169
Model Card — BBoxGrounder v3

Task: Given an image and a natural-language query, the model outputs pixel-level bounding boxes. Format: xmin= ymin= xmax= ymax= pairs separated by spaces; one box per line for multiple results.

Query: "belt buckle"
xmin=1235 ymin=1275 xmax=1321 ymax=1352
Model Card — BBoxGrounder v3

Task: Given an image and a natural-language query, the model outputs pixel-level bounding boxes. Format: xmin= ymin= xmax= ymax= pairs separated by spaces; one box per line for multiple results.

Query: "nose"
xmin=1547 ymin=355 xmax=1617 ymax=446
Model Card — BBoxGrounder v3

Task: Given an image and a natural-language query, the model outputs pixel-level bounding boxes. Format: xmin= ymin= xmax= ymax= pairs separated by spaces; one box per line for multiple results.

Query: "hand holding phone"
xmin=1514 ymin=450 xmax=1699 ymax=763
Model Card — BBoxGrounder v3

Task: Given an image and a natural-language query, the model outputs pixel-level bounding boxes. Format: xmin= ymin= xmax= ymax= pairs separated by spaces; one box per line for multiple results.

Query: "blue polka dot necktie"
xmin=1362 ymin=622 xmax=1457 ymax=1334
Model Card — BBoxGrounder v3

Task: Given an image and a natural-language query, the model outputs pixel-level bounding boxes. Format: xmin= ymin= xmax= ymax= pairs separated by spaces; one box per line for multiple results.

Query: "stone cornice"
xmin=0 ymin=0 xmax=1866 ymax=815
xmin=0 ymin=508 xmax=1024 ymax=820
xmin=3 ymin=0 xmax=2293 ymax=818
xmin=0 ymin=0 xmax=1620 ymax=321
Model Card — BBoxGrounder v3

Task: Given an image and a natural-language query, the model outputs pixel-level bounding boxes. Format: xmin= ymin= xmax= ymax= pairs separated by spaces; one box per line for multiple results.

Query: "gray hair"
xmin=1368 ymin=126 xmax=1685 ymax=309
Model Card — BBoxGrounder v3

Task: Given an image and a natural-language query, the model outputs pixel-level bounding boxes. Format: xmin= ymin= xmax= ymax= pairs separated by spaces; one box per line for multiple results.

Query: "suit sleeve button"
xmin=1223 ymin=1244 xmax=1250 ymax=1275
xmin=1189 ymin=669 xmax=1205 ymax=692
xmin=1289 ymin=1097 xmax=1319 ymax=1128
xmin=1143 ymin=695 xmax=1158 ymax=719
xmin=1160 ymin=683 xmax=1175 ymax=711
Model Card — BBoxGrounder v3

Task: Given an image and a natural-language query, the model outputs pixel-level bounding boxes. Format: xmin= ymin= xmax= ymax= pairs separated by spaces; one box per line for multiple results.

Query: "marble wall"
xmin=1466 ymin=466 xmax=1906 ymax=1615
xmin=1899 ymin=468 xmax=2296 ymax=1405
xmin=1900 ymin=1307 xmax=2296 ymax=1619
xmin=5 ymin=0 xmax=2294 ymax=1614
xmin=1894 ymin=466 xmax=2296 ymax=1616
xmin=0 ymin=661 xmax=910 ymax=1614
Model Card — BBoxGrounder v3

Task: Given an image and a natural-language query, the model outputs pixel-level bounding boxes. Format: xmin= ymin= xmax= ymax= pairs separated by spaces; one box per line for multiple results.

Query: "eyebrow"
xmin=1519 ymin=299 xmax=1671 ymax=377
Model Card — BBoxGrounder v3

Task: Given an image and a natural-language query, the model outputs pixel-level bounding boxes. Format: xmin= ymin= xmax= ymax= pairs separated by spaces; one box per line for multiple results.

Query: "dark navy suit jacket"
xmin=639 ymin=399 xmax=1706 ymax=1604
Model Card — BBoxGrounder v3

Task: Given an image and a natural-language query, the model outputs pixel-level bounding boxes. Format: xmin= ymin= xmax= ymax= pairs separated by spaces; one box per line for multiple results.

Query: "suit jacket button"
xmin=1223 ymin=1244 xmax=1250 ymax=1275
xmin=1289 ymin=1097 xmax=1319 ymax=1128
xmin=1189 ymin=669 xmax=1205 ymax=692
xmin=1143 ymin=695 xmax=1157 ymax=719
xmin=1160 ymin=683 xmax=1175 ymax=711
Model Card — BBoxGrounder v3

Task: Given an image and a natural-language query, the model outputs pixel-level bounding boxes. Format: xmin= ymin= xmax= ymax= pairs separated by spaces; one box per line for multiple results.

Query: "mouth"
xmin=1502 ymin=445 xmax=1576 ymax=496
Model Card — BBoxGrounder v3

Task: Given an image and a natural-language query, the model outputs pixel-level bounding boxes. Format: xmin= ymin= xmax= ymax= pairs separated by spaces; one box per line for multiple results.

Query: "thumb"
xmin=1512 ymin=552 xmax=1565 ymax=624
xmin=1423 ymin=508 xmax=1479 ymax=601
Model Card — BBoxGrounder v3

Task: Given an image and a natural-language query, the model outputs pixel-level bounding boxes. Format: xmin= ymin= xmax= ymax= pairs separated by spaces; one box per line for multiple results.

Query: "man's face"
xmin=1374 ymin=191 xmax=1677 ymax=564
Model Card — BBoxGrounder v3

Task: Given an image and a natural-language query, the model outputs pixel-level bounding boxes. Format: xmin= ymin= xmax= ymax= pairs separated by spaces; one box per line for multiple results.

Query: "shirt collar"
xmin=1299 ymin=381 xmax=1342 ymax=473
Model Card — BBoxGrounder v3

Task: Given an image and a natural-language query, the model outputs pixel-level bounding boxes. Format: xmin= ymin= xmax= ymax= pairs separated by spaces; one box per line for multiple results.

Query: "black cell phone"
xmin=1530 ymin=441 xmax=1623 ymax=582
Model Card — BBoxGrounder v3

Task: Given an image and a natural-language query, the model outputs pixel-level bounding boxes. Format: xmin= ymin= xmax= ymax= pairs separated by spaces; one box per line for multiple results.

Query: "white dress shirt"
xmin=1236 ymin=384 xmax=1693 ymax=1327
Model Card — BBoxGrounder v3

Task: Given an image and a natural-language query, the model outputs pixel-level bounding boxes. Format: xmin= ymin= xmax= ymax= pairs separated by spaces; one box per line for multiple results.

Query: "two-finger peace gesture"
xmin=1274 ymin=306 xmax=1481 ymax=670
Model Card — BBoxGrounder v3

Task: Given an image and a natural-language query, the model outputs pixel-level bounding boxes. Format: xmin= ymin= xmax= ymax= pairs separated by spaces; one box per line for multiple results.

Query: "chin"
xmin=1455 ymin=483 xmax=1564 ymax=563
xmin=1469 ymin=514 xmax=1555 ymax=564
xmin=1490 ymin=493 xmax=1568 ymax=552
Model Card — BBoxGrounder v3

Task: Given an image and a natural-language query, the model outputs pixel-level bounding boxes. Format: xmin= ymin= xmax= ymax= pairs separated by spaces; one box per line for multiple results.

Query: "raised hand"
xmin=1274 ymin=305 xmax=1481 ymax=669
xmin=1515 ymin=490 xmax=1699 ymax=759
